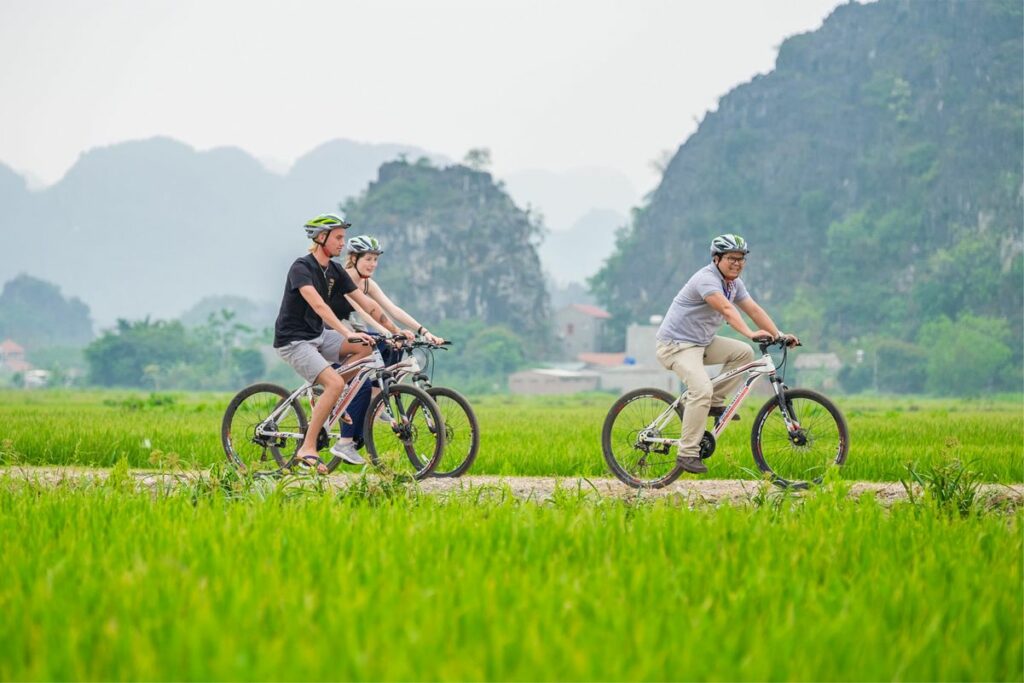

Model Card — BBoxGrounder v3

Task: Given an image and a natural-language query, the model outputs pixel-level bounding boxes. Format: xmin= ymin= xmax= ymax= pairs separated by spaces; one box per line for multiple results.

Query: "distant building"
xmin=793 ymin=352 xmax=842 ymax=391
xmin=0 ymin=339 xmax=32 ymax=373
xmin=555 ymin=303 xmax=611 ymax=360
xmin=509 ymin=368 xmax=599 ymax=395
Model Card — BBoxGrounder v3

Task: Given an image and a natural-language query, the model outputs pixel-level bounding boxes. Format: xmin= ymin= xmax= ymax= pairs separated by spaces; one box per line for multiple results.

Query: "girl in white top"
xmin=343 ymin=235 xmax=445 ymax=346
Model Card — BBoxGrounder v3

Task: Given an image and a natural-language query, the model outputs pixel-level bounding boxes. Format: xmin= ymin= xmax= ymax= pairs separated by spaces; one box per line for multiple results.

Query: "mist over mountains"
xmin=0 ymin=137 xmax=633 ymax=328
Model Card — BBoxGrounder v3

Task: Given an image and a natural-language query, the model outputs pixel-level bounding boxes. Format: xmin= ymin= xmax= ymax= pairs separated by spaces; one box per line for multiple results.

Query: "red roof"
xmin=578 ymin=352 xmax=627 ymax=367
xmin=569 ymin=304 xmax=611 ymax=319
xmin=1 ymin=339 xmax=24 ymax=354
xmin=3 ymin=358 xmax=32 ymax=372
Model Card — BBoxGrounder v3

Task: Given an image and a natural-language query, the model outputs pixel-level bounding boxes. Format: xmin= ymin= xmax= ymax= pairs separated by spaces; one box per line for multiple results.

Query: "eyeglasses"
xmin=723 ymin=255 xmax=747 ymax=264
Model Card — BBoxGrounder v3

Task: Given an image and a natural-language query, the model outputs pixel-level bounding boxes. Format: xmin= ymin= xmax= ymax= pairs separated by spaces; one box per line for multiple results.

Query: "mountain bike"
xmin=392 ymin=339 xmax=480 ymax=477
xmin=221 ymin=336 xmax=446 ymax=479
xmin=601 ymin=336 xmax=849 ymax=489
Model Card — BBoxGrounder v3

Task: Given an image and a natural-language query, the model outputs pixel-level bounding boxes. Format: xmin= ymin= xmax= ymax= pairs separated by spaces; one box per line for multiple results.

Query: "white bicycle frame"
xmin=640 ymin=348 xmax=801 ymax=448
xmin=254 ymin=343 xmax=422 ymax=444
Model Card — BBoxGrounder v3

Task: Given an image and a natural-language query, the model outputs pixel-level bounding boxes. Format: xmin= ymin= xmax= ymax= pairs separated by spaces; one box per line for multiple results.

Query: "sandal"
xmin=293 ymin=454 xmax=328 ymax=475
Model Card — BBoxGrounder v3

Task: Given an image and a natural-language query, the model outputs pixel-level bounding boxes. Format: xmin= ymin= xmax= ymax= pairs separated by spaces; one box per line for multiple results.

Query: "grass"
xmin=0 ymin=470 xmax=1020 ymax=681
xmin=0 ymin=390 xmax=1021 ymax=482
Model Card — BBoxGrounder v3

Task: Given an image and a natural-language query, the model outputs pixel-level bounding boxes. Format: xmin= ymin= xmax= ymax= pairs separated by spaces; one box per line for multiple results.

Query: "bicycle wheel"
xmin=222 ymin=383 xmax=307 ymax=473
xmin=360 ymin=384 xmax=446 ymax=480
xmin=414 ymin=386 xmax=479 ymax=478
xmin=751 ymin=388 xmax=849 ymax=487
xmin=601 ymin=387 xmax=685 ymax=488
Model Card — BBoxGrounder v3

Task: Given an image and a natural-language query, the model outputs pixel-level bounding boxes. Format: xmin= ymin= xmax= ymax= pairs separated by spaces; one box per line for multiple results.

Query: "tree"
xmin=462 ymin=148 xmax=492 ymax=172
xmin=84 ymin=318 xmax=198 ymax=387
xmin=917 ymin=315 xmax=1014 ymax=395
xmin=0 ymin=274 xmax=93 ymax=349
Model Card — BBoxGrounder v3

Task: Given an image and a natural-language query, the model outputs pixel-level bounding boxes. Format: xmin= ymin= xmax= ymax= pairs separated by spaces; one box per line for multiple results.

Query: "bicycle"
xmin=221 ymin=336 xmax=446 ymax=479
xmin=390 ymin=338 xmax=480 ymax=478
xmin=601 ymin=336 xmax=849 ymax=489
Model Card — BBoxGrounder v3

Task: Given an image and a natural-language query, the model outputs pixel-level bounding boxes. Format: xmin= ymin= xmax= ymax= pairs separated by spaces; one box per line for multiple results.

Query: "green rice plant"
xmin=0 ymin=479 xmax=1019 ymax=681
xmin=901 ymin=459 xmax=985 ymax=517
xmin=1 ymin=390 xmax=1022 ymax=482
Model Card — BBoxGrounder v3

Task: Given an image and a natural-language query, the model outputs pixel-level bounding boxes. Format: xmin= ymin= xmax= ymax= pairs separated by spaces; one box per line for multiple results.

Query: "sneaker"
xmin=330 ymin=440 xmax=366 ymax=465
xmin=676 ymin=455 xmax=708 ymax=474
xmin=376 ymin=409 xmax=394 ymax=425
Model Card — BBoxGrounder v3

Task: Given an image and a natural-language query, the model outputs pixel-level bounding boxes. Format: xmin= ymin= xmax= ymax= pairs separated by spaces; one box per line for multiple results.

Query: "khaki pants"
xmin=655 ymin=336 xmax=755 ymax=458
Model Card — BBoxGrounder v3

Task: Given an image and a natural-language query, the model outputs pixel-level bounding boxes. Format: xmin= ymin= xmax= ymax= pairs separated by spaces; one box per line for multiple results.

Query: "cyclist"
xmin=655 ymin=234 xmax=798 ymax=474
xmin=273 ymin=213 xmax=413 ymax=474
xmin=329 ymin=234 xmax=446 ymax=457
xmin=343 ymin=235 xmax=445 ymax=346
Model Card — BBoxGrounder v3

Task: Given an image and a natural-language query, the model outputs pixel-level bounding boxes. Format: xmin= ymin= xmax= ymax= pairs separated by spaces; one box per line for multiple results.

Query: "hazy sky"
xmin=0 ymin=0 xmax=847 ymax=193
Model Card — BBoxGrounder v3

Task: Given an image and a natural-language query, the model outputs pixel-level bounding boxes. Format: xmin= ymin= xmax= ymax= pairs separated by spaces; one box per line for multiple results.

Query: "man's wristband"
xmin=417 ymin=326 xmax=425 ymax=335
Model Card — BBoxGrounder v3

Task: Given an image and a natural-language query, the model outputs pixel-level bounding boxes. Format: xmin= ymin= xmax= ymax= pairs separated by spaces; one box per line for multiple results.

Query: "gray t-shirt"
xmin=656 ymin=263 xmax=750 ymax=345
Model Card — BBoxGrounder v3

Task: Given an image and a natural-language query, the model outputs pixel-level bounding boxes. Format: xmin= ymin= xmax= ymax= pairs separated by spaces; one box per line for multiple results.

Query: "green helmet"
xmin=710 ymin=234 xmax=750 ymax=257
xmin=303 ymin=213 xmax=351 ymax=239
xmin=347 ymin=235 xmax=384 ymax=255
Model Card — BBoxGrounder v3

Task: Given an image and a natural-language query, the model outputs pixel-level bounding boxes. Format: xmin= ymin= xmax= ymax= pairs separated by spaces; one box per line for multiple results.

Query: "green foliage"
xmin=84 ymin=310 xmax=266 ymax=389
xmin=901 ymin=459 xmax=985 ymax=517
xmin=430 ymin=319 xmax=529 ymax=393
xmin=0 ymin=481 xmax=1020 ymax=680
xmin=1 ymin=391 xmax=1021 ymax=483
xmin=876 ymin=339 xmax=928 ymax=393
xmin=342 ymin=160 xmax=552 ymax=343
xmin=85 ymin=318 xmax=198 ymax=387
xmin=591 ymin=0 xmax=1023 ymax=378
xmin=0 ymin=274 xmax=93 ymax=349
xmin=917 ymin=314 xmax=1015 ymax=395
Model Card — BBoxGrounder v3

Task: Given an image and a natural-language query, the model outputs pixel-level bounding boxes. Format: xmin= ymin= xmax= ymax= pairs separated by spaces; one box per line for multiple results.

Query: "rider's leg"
xmin=298 ymin=367 xmax=344 ymax=456
xmin=656 ymin=341 xmax=713 ymax=460
xmin=704 ymin=336 xmax=755 ymax=407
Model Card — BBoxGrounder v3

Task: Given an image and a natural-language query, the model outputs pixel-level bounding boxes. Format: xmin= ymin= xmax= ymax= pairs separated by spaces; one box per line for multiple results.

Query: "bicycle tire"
xmin=750 ymin=387 xmax=849 ymax=488
xmin=343 ymin=384 xmax=446 ymax=480
xmin=414 ymin=386 xmax=480 ymax=478
xmin=601 ymin=387 xmax=685 ymax=489
xmin=222 ymin=383 xmax=307 ymax=473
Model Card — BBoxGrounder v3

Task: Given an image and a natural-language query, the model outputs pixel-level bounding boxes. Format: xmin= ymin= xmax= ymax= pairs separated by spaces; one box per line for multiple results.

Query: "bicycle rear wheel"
xmin=361 ymin=384 xmax=446 ymax=480
xmin=601 ymin=387 xmax=685 ymax=488
xmin=416 ymin=386 xmax=479 ymax=478
xmin=221 ymin=383 xmax=307 ymax=473
xmin=751 ymin=388 xmax=849 ymax=487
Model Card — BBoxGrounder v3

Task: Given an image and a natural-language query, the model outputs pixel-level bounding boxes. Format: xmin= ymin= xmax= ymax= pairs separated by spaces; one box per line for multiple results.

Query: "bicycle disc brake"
xmin=699 ymin=430 xmax=716 ymax=459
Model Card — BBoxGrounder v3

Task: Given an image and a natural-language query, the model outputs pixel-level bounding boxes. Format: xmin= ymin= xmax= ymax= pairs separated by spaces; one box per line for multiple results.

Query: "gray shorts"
xmin=275 ymin=329 xmax=345 ymax=385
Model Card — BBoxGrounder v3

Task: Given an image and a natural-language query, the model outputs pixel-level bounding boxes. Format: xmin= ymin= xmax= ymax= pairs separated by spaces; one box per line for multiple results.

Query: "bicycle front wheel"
xmin=221 ymin=383 xmax=307 ymax=473
xmin=751 ymin=388 xmax=849 ymax=487
xmin=601 ymin=387 xmax=684 ymax=489
xmin=417 ymin=386 xmax=479 ymax=478
xmin=362 ymin=384 xmax=446 ymax=480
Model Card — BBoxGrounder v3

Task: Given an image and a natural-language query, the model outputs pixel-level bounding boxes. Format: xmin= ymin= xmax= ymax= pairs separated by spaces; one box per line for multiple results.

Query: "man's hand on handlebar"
xmin=346 ymin=332 xmax=377 ymax=346
xmin=423 ymin=332 xmax=444 ymax=345
xmin=748 ymin=329 xmax=774 ymax=342
xmin=396 ymin=328 xmax=415 ymax=341
xmin=780 ymin=333 xmax=801 ymax=348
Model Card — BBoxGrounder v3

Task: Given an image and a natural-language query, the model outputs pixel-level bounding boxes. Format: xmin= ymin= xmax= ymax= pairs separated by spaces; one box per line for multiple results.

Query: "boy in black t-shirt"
xmin=273 ymin=213 xmax=412 ymax=473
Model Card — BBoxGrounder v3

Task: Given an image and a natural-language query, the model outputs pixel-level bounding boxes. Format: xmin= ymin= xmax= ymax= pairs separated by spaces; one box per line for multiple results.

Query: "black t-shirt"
xmin=273 ymin=254 xmax=358 ymax=347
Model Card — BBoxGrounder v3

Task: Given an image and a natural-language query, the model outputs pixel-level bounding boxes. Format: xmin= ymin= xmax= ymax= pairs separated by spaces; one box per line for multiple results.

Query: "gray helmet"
xmin=347 ymin=235 xmax=384 ymax=255
xmin=710 ymin=234 xmax=750 ymax=257
xmin=303 ymin=213 xmax=351 ymax=240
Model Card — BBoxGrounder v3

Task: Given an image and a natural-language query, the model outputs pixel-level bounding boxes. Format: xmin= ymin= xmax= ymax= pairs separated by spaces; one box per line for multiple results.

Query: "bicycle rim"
xmin=423 ymin=387 xmax=479 ymax=477
xmin=752 ymin=389 xmax=848 ymax=486
xmin=222 ymin=384 xmax=305 ymax=473
xmin=365 ymin=385 xmax=445 ymax=479
xmin=601 ymin=388 xmax=684 ymax=488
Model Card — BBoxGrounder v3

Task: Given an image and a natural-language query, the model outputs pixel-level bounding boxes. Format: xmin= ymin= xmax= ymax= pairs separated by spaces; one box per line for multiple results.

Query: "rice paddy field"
xmin=1 ymin=389 xmax=1022 ymax=681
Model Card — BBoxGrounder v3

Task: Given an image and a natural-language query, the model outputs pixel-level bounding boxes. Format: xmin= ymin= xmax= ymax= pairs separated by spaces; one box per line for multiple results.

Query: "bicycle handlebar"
xmin=754 ymin=335 xmax=801 ymax=351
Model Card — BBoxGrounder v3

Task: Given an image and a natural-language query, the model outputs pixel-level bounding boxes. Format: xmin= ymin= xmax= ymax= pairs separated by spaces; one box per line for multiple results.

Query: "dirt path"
xmin=4 ymin=466 xmax=1022 ymax=507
